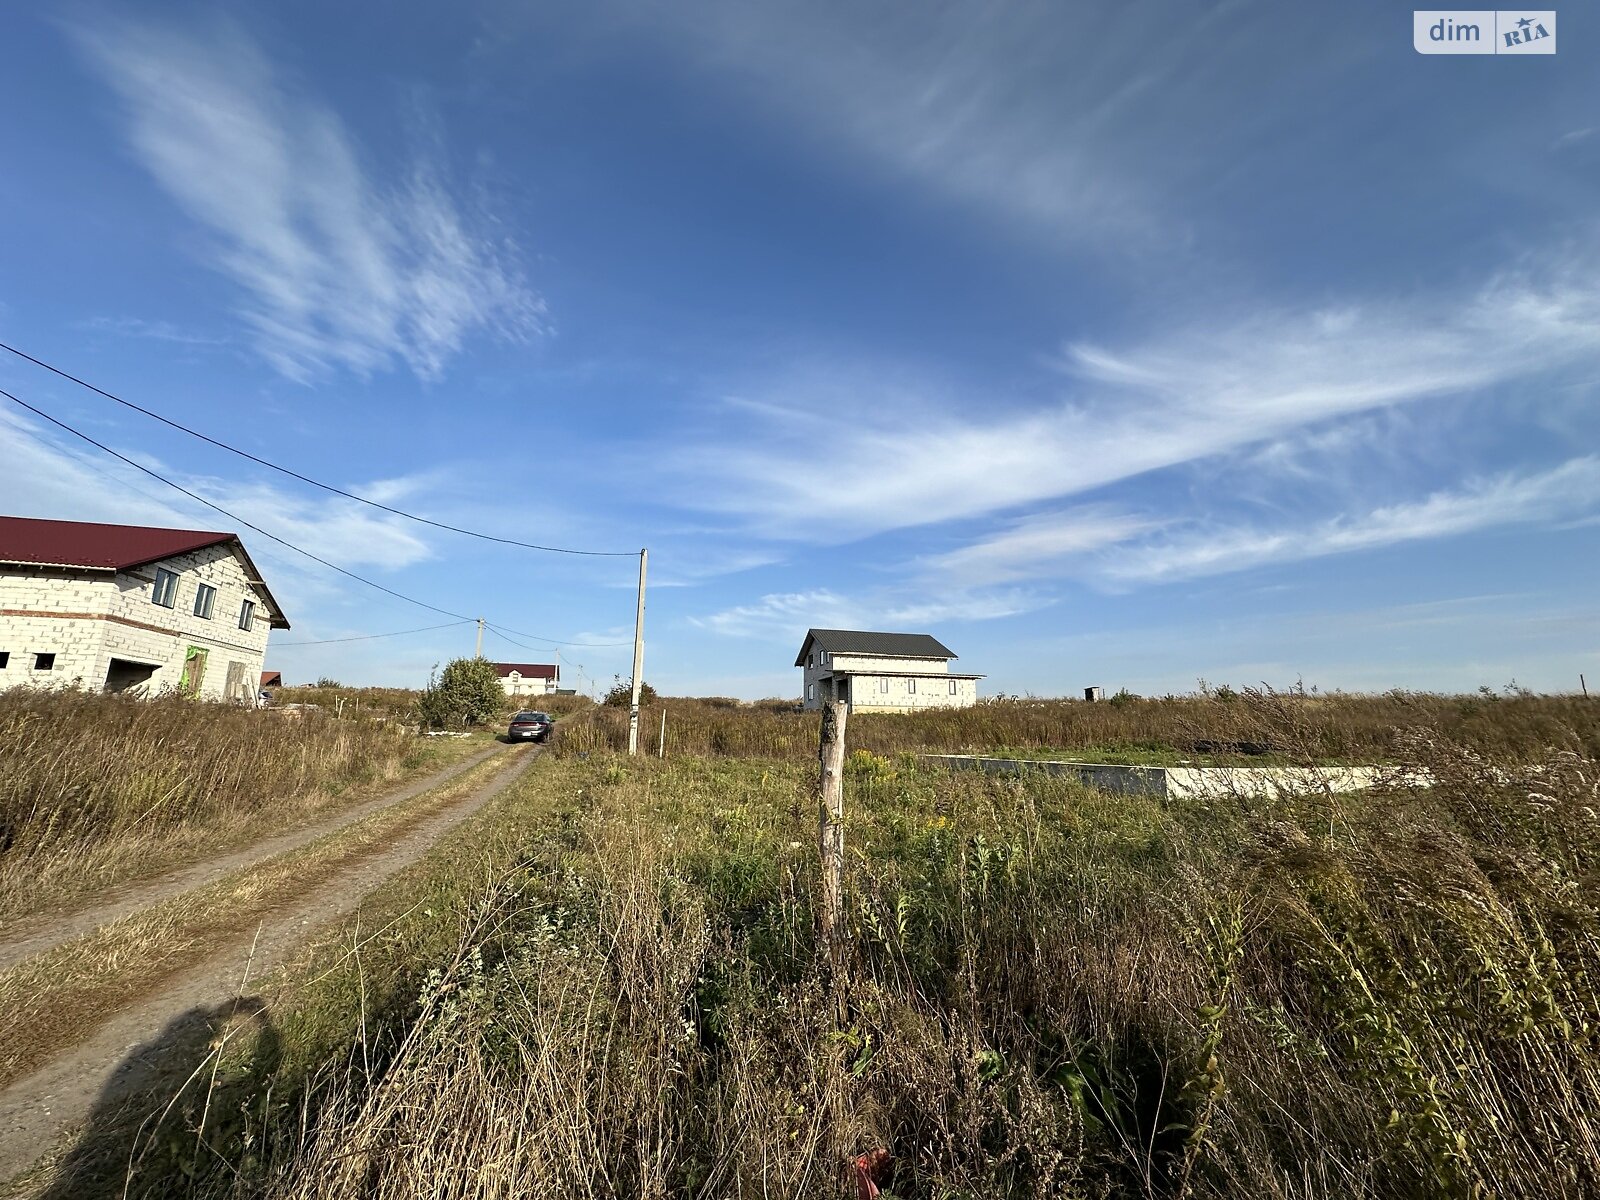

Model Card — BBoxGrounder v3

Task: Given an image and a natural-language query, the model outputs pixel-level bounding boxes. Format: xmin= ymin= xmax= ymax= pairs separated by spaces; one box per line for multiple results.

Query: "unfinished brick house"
xmin=0 ymin=515 xmax=289 ymax=701
xmin=795 ymin=628 xmax=983 ymax=712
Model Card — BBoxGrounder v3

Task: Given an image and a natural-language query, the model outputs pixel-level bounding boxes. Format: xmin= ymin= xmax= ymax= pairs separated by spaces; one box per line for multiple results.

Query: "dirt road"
xmin=0 ymin=744 xmax=538 ymax=1190
xmin=0 ymin=742 xmax=507 ymax=974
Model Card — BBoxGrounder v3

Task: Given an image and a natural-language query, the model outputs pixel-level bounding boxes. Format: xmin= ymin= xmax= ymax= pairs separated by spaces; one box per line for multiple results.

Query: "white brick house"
xmin=493 ymin=661 xmax=558 ymax=697
xmin=796 ymin=629 xmax=982 ymax=712
xmin=0 ymin=516 xmax=289 ymax=701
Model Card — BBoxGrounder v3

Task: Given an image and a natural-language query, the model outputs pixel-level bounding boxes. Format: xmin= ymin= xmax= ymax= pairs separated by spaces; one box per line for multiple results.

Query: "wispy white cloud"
xmin=71 ymin=16 xmax=544 ymax=381
xmin=623 ymin=0 xmax=1146 ymax=241
xmin=629 ymin=0 xmax=1370 ymax=251
xmin=1099 ymin=457 xmax=1600 ymax=585
xmin=0 ymin=405 xmax=435 ymax=578
xmin=676 ymin=251 xmax=1600 ymax=543
xmin=79 ymin=315 xmax=231 ymax=348
xmin=690 ymin=585 xmax=1042 ymax=640
xmin=922 ymin=506 xmax=1159 ymax=586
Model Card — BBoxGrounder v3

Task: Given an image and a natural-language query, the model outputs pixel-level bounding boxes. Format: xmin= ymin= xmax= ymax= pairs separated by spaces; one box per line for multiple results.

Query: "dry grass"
xmin=556 ymin=688 xmax=1600 ymax=765
xmin=272 ymin=684 xmax=426 ymax=722
xmin=0 ymin=690 xmax=452 ymax=922
xmin=80 ymin=694 xmax=1600 ymax=1200
xmin=0 ymin=748 xmax=525 ymax=1091
xmin=272 ymin=684 xmax=595 ymax=724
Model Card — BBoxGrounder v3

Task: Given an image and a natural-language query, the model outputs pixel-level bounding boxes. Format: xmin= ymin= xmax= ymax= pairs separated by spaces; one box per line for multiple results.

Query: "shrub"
xmin=418 ymin=658 xmax=505 ymax=729
xmin=602 ymin=676 xmax=658 ymax=708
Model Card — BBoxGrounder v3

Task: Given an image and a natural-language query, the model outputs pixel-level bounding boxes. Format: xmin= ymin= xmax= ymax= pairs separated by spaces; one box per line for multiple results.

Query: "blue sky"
xmin=2 ymin=1 xmax=1596 ymax=697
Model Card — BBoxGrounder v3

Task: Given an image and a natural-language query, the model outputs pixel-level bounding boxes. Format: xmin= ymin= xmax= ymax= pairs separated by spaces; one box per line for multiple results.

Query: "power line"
xmin=485 ymin=620 xmax=632 ymax=649
xmin=274 ymin=620 xmax=472 ymax=647
xmin=3 ymin=390 xmax=621 ymax=651
xmin=3 ymin=387 xmax=473 ymax=620
xmin=0 ymin=340 xmax=636 ymax=557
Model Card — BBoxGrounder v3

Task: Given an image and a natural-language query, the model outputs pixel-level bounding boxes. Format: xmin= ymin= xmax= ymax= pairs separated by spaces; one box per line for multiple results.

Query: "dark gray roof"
xmin=794 ymin=629 xmax=956 ymax=666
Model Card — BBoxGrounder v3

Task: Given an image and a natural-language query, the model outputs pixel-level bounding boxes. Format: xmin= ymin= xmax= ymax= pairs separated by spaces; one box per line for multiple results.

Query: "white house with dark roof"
xmin=493 ymin=661 xmax=559 ymax=697
xmin=0 ymin=515 xmax=289 ymax=701
xmin=795 ymin=628 xmax=982 ymax=712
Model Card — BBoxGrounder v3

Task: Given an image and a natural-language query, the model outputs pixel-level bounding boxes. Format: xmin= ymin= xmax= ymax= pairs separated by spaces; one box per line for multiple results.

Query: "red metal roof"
xmin=0 ymin=515 xmax=234 ymax=570
xmin=0 ymin=515 xmax=290 ymax=629
xmin=493 ymin=662 xmax=558 ymax=679
xmin=260 ymin=671 xmax=283 ymax=687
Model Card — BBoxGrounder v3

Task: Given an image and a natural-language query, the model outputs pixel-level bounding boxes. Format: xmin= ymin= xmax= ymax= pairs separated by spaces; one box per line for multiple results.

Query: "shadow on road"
xmin=37 ymin=996 xmax=280 ymax=1199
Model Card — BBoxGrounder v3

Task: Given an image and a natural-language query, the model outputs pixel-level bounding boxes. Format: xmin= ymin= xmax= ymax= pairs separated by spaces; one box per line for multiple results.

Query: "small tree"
xmin=603 ymin=675 xmax=657 ymax=708
xmin=417 ymin=657 xmax=505 ymax=729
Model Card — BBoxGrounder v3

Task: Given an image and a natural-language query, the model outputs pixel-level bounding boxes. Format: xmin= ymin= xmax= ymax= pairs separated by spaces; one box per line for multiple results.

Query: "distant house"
xmin=795 ymin=629 xmax=982 ymax=712
xmin=0 ymin=516 xmax=289 ymax=701
xmin=493 ymin=661 xmax=558 ymax=697
xmin=260 ymin=671 xmax=283 ymax=689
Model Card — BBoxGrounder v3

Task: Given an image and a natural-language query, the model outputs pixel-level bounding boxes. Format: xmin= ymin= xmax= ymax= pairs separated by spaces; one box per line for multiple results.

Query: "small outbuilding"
xmin=795 ymin=628 xmax=982 ymax=712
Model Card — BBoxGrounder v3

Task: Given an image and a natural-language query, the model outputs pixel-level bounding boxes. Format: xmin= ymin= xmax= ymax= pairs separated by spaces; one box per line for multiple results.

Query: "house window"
xmin=194 ymin=584 xmax=217 ymax=619
xmin=152 ymin=567 xmax=178 ymax=608
xmin=0 ymin=651 xmax=9 ymax=669
xmin=34 ymin=652 xmax=56 ymax=671
xmin=949 ymin=680 xmax=958 ymax=695
xmin=238 ymin=599 xmax=256 ymax=631
xmin=879 ymin=677 xmax=889 ymax=693
xmin=907 ymin=678 xmax=917 ymax=694
xmin=806 ymin=683 xmax=814 ymax=701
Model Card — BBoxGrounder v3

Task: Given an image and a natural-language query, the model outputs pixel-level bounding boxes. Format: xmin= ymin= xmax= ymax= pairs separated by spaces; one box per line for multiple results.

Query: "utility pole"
xmin=627 ymin=548 xmax=648 ymax=755
xmin=475 ymin=617 xmax=484 ymax=659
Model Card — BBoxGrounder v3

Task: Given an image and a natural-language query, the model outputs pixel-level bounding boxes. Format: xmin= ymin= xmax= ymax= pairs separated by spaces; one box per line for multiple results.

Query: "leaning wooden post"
xmin=817 ymin=699 xmax=849 ymax=980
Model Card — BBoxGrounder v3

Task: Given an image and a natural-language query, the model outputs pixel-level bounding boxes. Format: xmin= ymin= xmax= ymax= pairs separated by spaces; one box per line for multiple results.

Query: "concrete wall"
xmin=0 ymin=544 xmax=274 ymax=701
xmin=849 ymin=673 xmax=978 ymax=712
xmin=924 ymin=755 xmax=1395 ymax=798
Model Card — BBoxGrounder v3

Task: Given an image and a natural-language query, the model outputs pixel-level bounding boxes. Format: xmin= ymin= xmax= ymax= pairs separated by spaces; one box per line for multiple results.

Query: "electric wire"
xmin=485 ymin=620 xmax=631 ymax=649
xmin=0 ymin=339 xmax=637 ymax=556
xmin=3 ymin=390 xmax=624 ymax=651
xmin=4 ymin=387 xmax=473 ymax=620
xmin=273 ymin=620 xmax=473 ymax=647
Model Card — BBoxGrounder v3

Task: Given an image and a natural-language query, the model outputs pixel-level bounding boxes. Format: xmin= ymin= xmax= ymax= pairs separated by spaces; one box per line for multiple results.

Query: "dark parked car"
xmin=508 ymin=710 xmax=553 ymax=742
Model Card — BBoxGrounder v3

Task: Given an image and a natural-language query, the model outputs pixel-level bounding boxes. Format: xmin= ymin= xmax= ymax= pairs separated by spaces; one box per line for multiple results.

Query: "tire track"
xmin=0 ymin=742 xmax=507 ymax=973
xmin=0 ymin=746 xmax=539 ymax=1187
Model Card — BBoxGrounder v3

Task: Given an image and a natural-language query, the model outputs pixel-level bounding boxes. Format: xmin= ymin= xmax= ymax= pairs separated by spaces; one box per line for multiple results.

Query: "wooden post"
xmin=1583 ymin=673 xmax=1590 ymax=699
xmin=627 ymin=549 xmax=648 ymax=755
xmin=817 ymin=699 xmax=848 ymax=978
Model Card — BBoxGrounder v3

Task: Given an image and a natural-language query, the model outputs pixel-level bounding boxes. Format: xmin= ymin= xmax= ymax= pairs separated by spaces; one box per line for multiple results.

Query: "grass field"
xmin=555 ymin=688 xmax=1600 ymax=766
xmin=0 ymin=689 xmax=486 ymax=923
xmin=51 ymin=691 xmax=1598 ymax=1199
